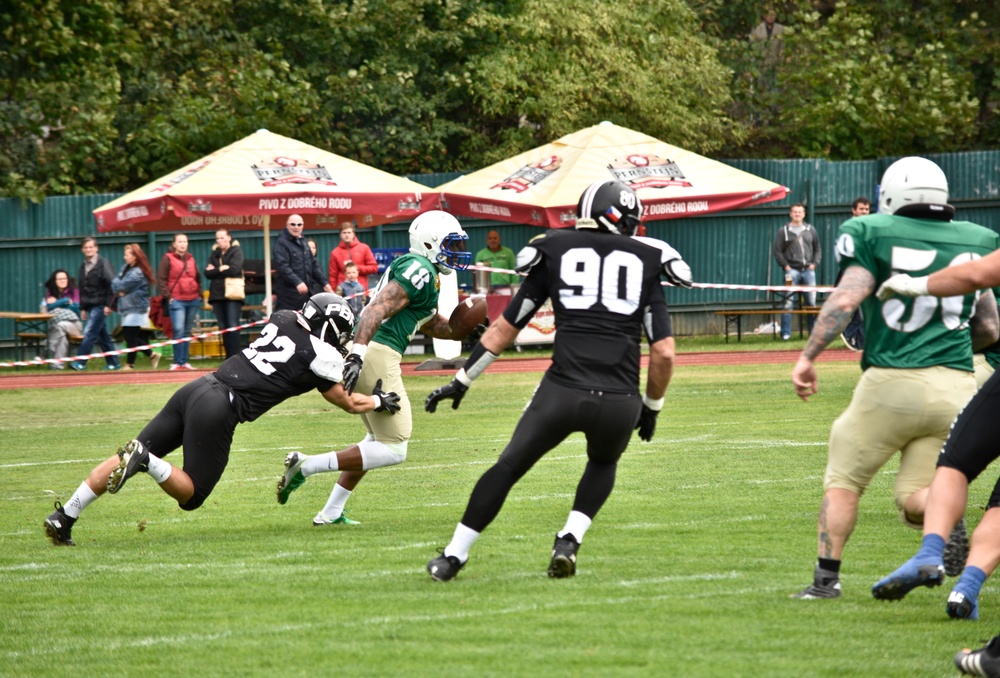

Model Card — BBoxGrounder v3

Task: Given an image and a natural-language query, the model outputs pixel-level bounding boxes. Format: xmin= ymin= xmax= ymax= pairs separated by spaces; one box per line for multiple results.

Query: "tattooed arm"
xmin=352 ymin=280 xmax=410 ymax=347
xmin=792 ymin=266 xmax=874 ymax=401
xmin=971 ymin=289 xmax=999 ymax=352
xmin=419 ymin=313 xmax=460 ymax=340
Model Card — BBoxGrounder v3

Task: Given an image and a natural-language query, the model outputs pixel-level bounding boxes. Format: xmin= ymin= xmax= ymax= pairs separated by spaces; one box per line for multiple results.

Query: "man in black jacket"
xmin=273 ymin=215 xmax=332 ymax=311
xmin=71 ymin=237 xmax=120 ymax=371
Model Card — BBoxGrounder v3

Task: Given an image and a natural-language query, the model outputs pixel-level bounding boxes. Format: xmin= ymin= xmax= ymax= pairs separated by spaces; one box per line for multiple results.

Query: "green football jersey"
xmin=368 ymin=253 xmax=440 ymax=354
xmin=836 ymin=213 xmax=999 ymax=371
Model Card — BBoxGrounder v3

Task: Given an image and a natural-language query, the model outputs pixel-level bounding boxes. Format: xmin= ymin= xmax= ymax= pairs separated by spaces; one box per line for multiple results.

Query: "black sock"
xmin=818 ymin=558 xmax=841 ymax=577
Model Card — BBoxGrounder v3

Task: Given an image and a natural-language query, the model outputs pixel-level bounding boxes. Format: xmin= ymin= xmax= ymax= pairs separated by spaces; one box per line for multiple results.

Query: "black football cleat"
xmin=44 ymin=501 xmax=77 ymax=546
xmin=547 ymin=534 xmax=580 ymax=578
xmin=107 ymin=440 xmax=150 ymax=494
xmin=955 ymin=635 xmax=1000 ymax=677
xmin=427 ymin=551 xmax=465 ymax=582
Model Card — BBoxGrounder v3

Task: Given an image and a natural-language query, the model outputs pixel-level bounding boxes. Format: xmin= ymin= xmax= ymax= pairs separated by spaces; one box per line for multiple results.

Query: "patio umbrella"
xmin=94 ymin=129 xmax=436 ymax=313
xmin=437 ymin=121 xmax=787 ymax=228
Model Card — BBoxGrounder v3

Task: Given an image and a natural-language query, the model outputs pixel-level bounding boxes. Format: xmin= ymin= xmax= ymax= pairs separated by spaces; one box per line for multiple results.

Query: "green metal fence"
xmin=2 ymin=151 xmax=999 ymax=355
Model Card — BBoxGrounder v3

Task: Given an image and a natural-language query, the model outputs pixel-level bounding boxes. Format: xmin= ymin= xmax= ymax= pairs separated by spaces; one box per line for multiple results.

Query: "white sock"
xmin=319 ymin=484 xmax=352 ymax=520
xmin=301 ymin=452 xmax=339 ymax=477
xmin=146 ymin=454 xmax=172 ymax=484
xmin=64 ymin=482 xmax=98 ymax=518
xmin=443 ymin=523 xmax=480 ymax=563
xmin=558 ymin=510 xmax=592 ymax=543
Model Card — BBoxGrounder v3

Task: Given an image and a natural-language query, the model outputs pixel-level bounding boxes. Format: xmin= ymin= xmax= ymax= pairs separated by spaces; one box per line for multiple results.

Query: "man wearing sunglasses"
xmin=273 ymin=214 xmax=332 ymax=311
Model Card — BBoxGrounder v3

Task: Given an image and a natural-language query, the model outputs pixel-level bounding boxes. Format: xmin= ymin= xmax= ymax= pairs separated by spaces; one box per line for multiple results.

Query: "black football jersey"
xmin=215 ymin=311 xmax=345 ymax=422
xmin=503 ymin=229 xmax=672 ymax=393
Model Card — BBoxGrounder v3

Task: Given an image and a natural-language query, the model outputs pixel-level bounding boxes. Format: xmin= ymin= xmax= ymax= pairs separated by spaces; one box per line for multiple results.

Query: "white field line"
xmin=2 ymin=572 xmax=754 ymax=658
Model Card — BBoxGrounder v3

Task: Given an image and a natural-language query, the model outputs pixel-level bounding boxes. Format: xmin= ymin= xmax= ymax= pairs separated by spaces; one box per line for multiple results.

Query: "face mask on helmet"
xmin=576 ymin=180 xmax=644 ymax=236
xmin=300 ymin=292 xmax=355 ymax=354
xmin=878 ymin=157 xmax=950 ymax=215
xmin=408 ymin=211 xmax=473 ymax=273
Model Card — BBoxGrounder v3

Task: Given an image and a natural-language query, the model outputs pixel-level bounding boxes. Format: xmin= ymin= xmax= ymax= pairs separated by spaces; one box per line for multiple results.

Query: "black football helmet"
xmin=301 ymin=292 xmax=355 ymax=354
xmin=576 ymin=180 xmax=643 ymax=236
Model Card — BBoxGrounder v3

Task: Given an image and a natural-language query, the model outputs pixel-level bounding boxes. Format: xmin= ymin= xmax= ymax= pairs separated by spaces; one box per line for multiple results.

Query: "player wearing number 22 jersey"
xmin=790 ymin=157 xmax=1000 ymax=600
xmin=424 ymin=180 xmax=686 ymax=581
xmin=43 ymin=296 xmax=401 ymax=546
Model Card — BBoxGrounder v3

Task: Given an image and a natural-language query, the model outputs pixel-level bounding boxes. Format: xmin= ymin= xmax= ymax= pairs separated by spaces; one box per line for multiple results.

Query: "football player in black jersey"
xmin=43 ymin=293 xmax=401 ymax=546
xmin=424 ymin=180 xmax=691 ymax=581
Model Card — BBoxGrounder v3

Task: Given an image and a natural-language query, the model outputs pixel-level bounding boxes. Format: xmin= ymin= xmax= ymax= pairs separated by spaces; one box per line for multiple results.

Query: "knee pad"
xmin=358 ymin=439 xmax=407 ymax=470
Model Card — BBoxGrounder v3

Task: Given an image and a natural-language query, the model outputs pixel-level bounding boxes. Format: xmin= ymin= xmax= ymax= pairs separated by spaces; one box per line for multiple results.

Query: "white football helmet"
xmin=408 ymin=211 xmax=472 ymax=274
xmin=878 ymin=157 xmax=949 ymax=215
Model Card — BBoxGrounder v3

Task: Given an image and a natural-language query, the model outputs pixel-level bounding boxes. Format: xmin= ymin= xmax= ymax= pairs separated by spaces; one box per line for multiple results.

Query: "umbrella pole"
xmin=263 ymin=214 xmax=273 ymax=317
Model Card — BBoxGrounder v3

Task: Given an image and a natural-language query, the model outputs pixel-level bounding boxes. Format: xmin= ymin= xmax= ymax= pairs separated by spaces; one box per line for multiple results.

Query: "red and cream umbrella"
xmin=94 ymin=129 xmax=436 ymax=311
xmin=438 ymin=121 xmax=787 ymax=228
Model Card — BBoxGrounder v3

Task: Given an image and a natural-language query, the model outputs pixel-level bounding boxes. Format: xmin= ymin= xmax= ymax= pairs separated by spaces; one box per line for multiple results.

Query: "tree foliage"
xmin=455 ymin=0 xmax=741 ymax=167
xmin=689 ymin=0 xmax=1000 ymax=158
xmin=1 ymin=0 xmax=998 ymax=201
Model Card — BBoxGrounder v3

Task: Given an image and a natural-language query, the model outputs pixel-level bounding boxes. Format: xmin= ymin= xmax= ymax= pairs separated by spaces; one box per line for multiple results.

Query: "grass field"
xmin=1 ymin=359 xmax=992 ymax=677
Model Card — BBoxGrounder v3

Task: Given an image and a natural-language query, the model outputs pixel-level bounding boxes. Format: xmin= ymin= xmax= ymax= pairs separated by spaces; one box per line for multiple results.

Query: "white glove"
xmin=876 ymin=274 xmax=930 ymax=301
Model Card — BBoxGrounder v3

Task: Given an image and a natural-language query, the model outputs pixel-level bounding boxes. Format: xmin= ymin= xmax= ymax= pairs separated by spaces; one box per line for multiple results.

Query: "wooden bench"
xmin=714 ymin=307 xmax=821 ymax=343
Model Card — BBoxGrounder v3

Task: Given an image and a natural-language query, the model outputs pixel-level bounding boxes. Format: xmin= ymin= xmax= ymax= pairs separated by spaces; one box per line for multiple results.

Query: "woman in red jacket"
xmin=156 ymin=233 xmax=202 ymax=370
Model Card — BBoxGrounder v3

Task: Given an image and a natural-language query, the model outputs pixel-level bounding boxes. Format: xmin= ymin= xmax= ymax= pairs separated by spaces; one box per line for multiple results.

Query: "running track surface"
xmin=0 ymin=349 xmax=859 ymax=390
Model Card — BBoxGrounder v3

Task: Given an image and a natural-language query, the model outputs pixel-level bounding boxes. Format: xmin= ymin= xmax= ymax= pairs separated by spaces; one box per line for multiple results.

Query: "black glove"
xmin=635 ymin=405 xmax=659 ymax=442
xmin=343 ymin=353 xmax=364 ymax=395
xmin=425 ymin=379 xmax=469 ymax=413
xmin=371 ymin=379 xmax=401 ymax=415
xmin=466 ymin=316 xmax=490 ymax=344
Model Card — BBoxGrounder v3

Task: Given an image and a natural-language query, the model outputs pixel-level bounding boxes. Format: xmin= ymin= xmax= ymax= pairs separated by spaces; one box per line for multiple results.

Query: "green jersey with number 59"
xmin=368 ymin=253 xmax=440 ymax=354
xmin=836 ymin=213 xmax=999 ymax=371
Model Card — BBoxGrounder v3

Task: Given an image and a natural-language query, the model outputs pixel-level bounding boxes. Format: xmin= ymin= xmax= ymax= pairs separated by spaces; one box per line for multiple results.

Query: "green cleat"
xmin=313 ymin=511 xmax=360 ymax=526
xmin=276 ymin=452 xmax=307 ymax=505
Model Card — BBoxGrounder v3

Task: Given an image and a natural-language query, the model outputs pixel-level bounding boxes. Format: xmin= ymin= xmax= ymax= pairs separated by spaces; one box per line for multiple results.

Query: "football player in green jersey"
xmin=790 ymin=157 xmax=999 ymax=600
xmin=276 ymin=211 xmax=485 ymax=526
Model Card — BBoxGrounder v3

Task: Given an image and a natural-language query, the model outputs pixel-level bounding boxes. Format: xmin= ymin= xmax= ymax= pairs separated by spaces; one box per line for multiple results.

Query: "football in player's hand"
xmin=448 ymin=296 xmax=488 ymax=340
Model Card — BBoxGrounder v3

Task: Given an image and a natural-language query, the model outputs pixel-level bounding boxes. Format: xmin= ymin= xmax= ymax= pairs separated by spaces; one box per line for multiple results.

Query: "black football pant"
xmin=137 ymin=374 xmax=239 ymax=510
xmin=460 ymin=376 xmax=642 ymax=533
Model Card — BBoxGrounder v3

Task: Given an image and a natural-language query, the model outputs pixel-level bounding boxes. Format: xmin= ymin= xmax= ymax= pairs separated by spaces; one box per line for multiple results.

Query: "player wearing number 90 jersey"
xmin=423 ymin=180 xmax=679 ymax=581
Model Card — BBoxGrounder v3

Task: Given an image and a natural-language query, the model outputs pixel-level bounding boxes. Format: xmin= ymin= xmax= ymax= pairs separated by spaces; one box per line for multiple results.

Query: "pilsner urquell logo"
xmin=608 ymin=155 xmax=692 ymax=190
xmin=492 ymin=155 xmax=563 ymax=193
xmin=252 ymin=157 xmax=337 ymax=186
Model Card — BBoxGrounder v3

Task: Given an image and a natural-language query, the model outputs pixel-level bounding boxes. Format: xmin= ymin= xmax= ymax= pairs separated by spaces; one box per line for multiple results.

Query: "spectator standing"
xmin=71 ymin=237 xmax=120 ymax=371
xmin=41 ymin=269 xmax=82 ymax=370
xmin=273 ymin=214 xmax=331 ymax=312
xmin=336 ymin=261 xmax=366 ymax=318
xmin=749 ymin=7 xmax=784 ymax=90
xmin=204 ymin=229 xmax=245 ymax=360
xmin=773 ymin=203 xmax=821 ymax=340
xmin=328 ymin=222 xmax=378 ymax=292
xmin=789 ymin=157 xmax=1000 ymax=600
xmin=157 ymin=233 xmax=202 ymax=370
xmin=839 ymin=197 xmax=871 ymax=351
xmin=43 ymin=293 xmax=399 ymax=547
xmin=474 ymin=230 xmax=518 ymax=294
xmin=111 ymin=243 xmax=159 ymax=370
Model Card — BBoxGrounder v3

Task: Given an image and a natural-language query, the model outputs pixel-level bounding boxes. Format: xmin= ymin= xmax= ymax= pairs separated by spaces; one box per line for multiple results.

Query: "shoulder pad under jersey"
xmin=515 ymin=245 xmax=542 ymax=274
